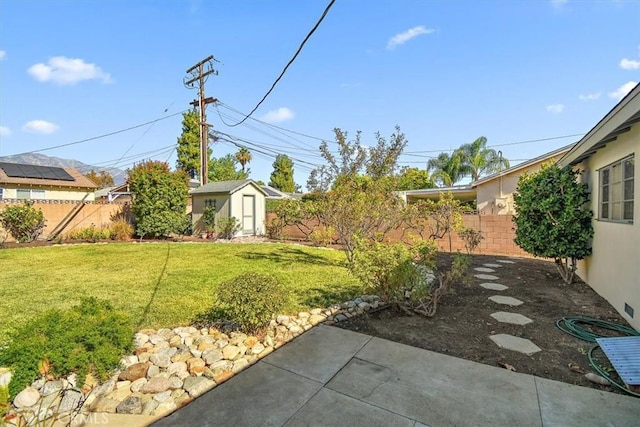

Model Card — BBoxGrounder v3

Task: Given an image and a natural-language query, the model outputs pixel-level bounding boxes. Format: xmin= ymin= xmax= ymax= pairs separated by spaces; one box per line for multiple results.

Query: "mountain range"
xmin=0 ymin=153 xmax=126 ymax=184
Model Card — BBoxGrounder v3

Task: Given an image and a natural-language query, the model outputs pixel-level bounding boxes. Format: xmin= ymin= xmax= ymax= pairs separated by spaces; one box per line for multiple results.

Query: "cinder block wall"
xmin=265 ymin=212 xmax=531 ymax=257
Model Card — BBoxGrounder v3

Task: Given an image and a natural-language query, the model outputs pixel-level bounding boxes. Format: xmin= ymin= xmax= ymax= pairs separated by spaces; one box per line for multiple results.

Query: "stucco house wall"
xmin=573 ymin=125 xmax=639 ymax=330
xmin=1 ymin=186 xmax=95 ymax=201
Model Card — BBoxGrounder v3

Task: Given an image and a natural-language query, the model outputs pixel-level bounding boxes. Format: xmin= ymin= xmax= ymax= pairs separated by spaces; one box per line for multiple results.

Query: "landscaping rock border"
xmin=3 ymin=295 xmax=383 ymax=425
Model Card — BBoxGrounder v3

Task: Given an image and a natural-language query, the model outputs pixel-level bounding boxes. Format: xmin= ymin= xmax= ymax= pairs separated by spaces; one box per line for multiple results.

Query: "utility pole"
xmin=184 ymin=55 xmax=218 ymax=186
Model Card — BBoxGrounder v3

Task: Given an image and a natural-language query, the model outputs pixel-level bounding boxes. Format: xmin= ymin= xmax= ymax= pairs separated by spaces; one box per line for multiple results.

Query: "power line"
xmin=223 ymin=0 xmax=336 ymax=127
xmin=403 ymin=133 xmax=583 ymax=156
xmin=14 ymin=111 xmax=186 ymax=156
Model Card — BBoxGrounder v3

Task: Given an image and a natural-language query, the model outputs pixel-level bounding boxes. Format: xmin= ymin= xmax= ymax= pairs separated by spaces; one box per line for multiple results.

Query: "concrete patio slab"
xmin=489 ymin=334 xmax=541 ymax=355
xmin=284 ymin=388 xmax=414 ymax=427
xmin=483 ymin=263 xmax=503 ymax=268
xmin=331 ymin=338 xmax=542 ymax=427
xmin=153 ymin=362 xmax=322 ymax=426
xmin=497 ymin=260 xmax=515 ymax=264
xmin=489 ymin=295 xmax=524 ymax=306
xmin=475 ymin=274 xmax=500 ymax=280
xmin=480 ymin=282 xmax=509 ymax=291
xmin=262 ymin=325 xmax=371 ymax=383
xmin=490 ymin=312 xmax=533 ymax=325
xmin=474 ymin=267 xmax=496 ymax=273
xmin=535 ymin=376 xmax=640 ymax=426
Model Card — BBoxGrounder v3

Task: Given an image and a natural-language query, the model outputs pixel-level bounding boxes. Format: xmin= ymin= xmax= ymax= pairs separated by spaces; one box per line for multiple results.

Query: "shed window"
xmin=599 ymin=155 xmax=634 ymax=223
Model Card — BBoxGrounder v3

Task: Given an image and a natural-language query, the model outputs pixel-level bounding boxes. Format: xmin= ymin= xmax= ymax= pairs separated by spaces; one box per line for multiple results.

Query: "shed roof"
xmin=190 ymin=179 xmax=267 ymax=195
xmin=0 ymin=162 xmax=98 ymax=189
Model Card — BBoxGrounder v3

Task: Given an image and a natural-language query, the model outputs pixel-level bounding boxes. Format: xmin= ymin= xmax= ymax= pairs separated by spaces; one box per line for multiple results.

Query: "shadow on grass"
xmin=136 ymin=242 xmax=171 ymax=328
xmin=236 ymin=246 xmax=344 ymax=267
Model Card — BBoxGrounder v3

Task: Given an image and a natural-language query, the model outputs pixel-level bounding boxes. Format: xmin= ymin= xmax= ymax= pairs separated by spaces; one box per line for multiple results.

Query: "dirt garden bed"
xmin=336 ymin=253 xmax=637 ymax=395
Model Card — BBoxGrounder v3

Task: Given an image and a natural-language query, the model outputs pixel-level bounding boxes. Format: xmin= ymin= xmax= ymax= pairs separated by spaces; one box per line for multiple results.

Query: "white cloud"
xmin=22 ymin=120 xmax=60 ymax=134
xmin=260 ymin=107 xmax=295 ymax=124
xmin=27 ymin=56 xmax=113 ymax=85
xmin=0 ymin=50 xmax=6 ymax=60
xmin=579 ymin=92 xmax=601 ymax=101
xmin=0 ymin=126 xmax=11 ymax=136
xmin=546 ymin=104 xmax=565 ymax=114
xmin=620 ymin=58 xmax=640 ymax=70
xmin=608 ymin=81 xmax=638 ymax=100
xmin=387 ymin=26 xmax=435 ymax=50
xmin=551 ymin=0 xmax=568 ymax=8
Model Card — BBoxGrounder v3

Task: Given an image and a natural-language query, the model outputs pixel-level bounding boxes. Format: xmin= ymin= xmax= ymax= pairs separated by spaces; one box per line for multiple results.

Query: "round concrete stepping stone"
xmin=483 ymin=263 xmax=502 ymax=268
xmin=497 ymin=260 xmax=515 ymax=264
xmin=488 ymin=295 xmax=523 ymax=306
xmin=490 ymin=312 xmax=533 ymax=325
xmin=479 ymin=282 xmax=508 ymax=291
xmin=475 ymin=274 xmax=500 ymax=280
xmin=474 ymin=267 xmax=496 ymax=273
xmin=489 ymin=334 xmax=541 ymax=355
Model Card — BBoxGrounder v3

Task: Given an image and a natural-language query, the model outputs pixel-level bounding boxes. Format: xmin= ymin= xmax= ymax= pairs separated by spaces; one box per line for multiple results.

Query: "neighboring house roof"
xmin=559 ymin=83 xmax=640 ymax=166
xmin=0 ymin=162 xmax=98 ymax=189
xmin=95 ymin=183 xmax=130 ymax=199
xmin=471 ymin=144 xmax=573 ymax=187
xmin=190 ymin=179 xmax=268 ymax=195
xmin=261 ymin=185 xmax=292 ymax=199
xmin=398 ymin=185 xmax=476 ymax=202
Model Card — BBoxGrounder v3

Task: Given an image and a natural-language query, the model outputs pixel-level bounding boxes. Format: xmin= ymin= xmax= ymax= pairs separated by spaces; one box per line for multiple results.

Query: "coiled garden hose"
xmin=555 ymin=316 xmax=640 ymax=397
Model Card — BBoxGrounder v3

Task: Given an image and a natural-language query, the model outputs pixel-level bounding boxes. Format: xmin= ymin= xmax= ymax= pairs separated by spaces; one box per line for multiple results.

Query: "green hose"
xmin=555 ymin=316 xmax=640 ymax=397
xmin=555 ymin=316 xmax=639 ymax=343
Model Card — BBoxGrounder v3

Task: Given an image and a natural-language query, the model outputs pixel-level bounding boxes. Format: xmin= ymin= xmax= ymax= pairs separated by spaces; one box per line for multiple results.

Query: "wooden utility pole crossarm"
xmin=184 ymin=55 xmax=218 ymax=186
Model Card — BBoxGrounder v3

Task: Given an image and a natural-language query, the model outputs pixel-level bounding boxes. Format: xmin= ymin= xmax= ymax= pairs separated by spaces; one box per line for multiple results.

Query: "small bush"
xmin=214 ymin=273 xmax=288 ymax=332
xmin=265 ymin=219 xmax=284 ymax=240
xmin=217 ymin=216 xmax=241 ymax=240
xmin=458 ymin=228 xmax=482 ymax=254
xmin=66 ymin=224 xmax=112 ymax=242
xmin=109 ymin=219 xmax=134 ymax=241
xmin=202 ymin=206 xmax=217 ymax=234
xmin=310 ymin=226 xmax=335 ymax=247
xmin=350 ymin=239 xmax=437 ymax=305
xmin=0 ymin=201 xmax=46 ymax=243
xmin=0 ymin=298 xmax=133 ymax=399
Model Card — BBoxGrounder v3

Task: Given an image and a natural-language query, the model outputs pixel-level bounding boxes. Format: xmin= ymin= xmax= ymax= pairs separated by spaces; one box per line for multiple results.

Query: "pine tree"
xmin=269 ymin=154 xmax=296 ymax=192
xmin=176 ymin=111 xmax=201 ymax=179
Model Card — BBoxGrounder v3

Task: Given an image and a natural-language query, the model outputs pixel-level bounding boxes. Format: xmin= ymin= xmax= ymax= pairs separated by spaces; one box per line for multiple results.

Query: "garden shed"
xmin=190 ymin=179 xmax=267 ymax=238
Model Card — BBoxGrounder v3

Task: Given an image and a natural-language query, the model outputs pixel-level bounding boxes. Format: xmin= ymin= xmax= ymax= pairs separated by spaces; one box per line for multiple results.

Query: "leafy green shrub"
xmin=0 ymin=201 xmax=46 ymax=243
xmin=214 ymin=273 xmax=288 ymax=332
xmin=310 ymin=226 xmax=335 ymax=247
xmin=66 ymin=224 xmax=112 ymax=242
xmin=513 ymin=163 xmax=593 ymax=283
xmin=217 ymin=216 xmax=241 ymax=240
xmin=350 ymin=239 xmax=437 ymax=305
xmin=109 ymin=219 xmax=134 ymax=241
xmin=0 ymin=298 xmax=133 ymax=399
xmin=202 ymin=206 xmax=217 ymax=234
xmin=265 ymin=219 xmax=284 ymax=240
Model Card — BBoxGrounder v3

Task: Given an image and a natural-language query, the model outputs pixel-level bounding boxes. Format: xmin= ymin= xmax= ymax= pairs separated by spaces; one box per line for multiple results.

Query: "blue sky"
xmin=0 ymin=0 xmax=638 ymax=188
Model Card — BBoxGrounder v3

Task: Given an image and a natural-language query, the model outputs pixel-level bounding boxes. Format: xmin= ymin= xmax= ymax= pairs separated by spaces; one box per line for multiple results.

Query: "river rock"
xmin=141 ymin=376 xmax=171 ymax=393
xmin=183 ymin=377 xmax=214 ymax=398
xmin=41 ymin=380 xmax=64 ymax=396
xmin=116 ymin=395 xmax=143 ymax=414
xmin=14 ymin=387 xmax=41 ymax=408
xmin=222 ymin=345 xmax=240 ymax=360
xmin=119 ymin=362 xmax=149 ymax=381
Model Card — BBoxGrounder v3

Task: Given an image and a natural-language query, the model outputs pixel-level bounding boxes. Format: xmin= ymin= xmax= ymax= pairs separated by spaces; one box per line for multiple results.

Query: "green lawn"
xmin=0 ymin=242 xmax=360 ymax=344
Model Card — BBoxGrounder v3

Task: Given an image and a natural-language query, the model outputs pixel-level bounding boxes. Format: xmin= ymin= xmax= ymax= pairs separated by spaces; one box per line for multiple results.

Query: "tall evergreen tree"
xmin=176 ymin=111 xmax=201 ymax=179
xmin=269 ymin=154 xmax=296 ymax=192
xmin=208 ymin=154 xmax=248 ymax=182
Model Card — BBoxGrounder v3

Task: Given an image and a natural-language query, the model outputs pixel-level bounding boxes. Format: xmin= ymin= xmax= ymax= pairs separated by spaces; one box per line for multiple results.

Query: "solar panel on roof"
xmin=0 ymin=162 xmax=75 ymax=181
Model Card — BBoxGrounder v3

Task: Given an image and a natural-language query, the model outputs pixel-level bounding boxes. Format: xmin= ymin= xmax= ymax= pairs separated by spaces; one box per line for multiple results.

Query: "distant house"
xmin=0 ymin=162 xmax=97 ymax=201
xmin=94 ymin=183 xmax=132 ymax=203
xmin=397 ymin=145 xmax=572 ymax=214
xmin=558 ymin=82 xmax=639 ymax=330
xmin=473 ymin=144 xmax=572 ymax=215
xmin=261 ymin=185 xmax=303 ymax=201
xmin=190 ymin=179 xmax=267 ymax=237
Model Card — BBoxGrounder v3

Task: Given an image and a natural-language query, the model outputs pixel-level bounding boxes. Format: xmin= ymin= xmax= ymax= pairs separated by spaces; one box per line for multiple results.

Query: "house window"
xmin=16 ymin=189 xmax=46 ymax=200
xmin=0 ymin=188 xmax=3 ymax=199
xmin=599 ymin=155 xmax=634 ymax=223
xmin=205 ymin=199 xmax=217 ymax=209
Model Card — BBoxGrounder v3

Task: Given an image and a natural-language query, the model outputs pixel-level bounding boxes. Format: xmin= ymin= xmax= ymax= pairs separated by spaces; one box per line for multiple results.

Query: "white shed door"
xmin=242 ymin=195 xmax=255 ymax=235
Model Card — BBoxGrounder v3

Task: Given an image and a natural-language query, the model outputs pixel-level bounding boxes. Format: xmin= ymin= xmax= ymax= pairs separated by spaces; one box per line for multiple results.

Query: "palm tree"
xmin=427 ymin=151 xmax=466 ymax=187
xmin=459 ymin=136 xmax=510 ymax=182
xmin=235 ymin=147 xmax=252 ymax=173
